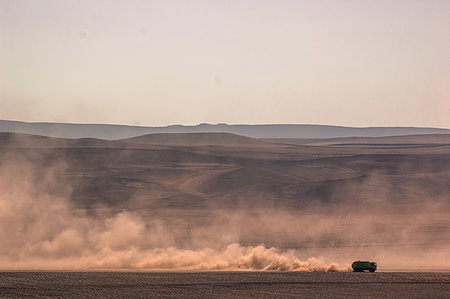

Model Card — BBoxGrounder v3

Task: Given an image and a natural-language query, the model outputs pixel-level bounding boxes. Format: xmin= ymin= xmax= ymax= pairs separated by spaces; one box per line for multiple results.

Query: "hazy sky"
xmin=1 ymin=0 xmax=449 ymax=127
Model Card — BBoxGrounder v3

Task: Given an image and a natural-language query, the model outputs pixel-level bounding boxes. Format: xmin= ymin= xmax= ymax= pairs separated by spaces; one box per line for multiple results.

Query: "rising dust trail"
xmin=1 ymin=149 xmax=449 ymax=271
xmin=0 ymin=155 xmax=347 ymax=271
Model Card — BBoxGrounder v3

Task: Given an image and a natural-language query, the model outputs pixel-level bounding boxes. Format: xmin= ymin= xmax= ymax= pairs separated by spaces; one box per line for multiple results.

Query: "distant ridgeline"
xmin=1 ymin=119 xmax=449 ymax=140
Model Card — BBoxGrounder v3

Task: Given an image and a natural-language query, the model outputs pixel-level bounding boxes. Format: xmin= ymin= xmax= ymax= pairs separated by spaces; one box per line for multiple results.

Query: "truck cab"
xmin=352 ymin=261 xmax=377 ymax=272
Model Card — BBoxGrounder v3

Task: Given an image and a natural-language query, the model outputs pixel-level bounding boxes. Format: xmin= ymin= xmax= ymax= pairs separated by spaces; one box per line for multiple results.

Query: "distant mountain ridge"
xmin=1 ymin=119 xmax=449 ymax=140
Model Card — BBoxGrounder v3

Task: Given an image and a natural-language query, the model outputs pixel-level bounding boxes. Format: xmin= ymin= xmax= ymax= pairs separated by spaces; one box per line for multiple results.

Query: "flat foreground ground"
xmin=0 ymin=272 xmax=449 ymax=298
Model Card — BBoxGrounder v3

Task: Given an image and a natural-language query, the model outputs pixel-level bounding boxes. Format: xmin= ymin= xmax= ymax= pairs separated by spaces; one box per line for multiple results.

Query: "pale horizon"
xmin=2 ymin=117 xmax=450 ymax=130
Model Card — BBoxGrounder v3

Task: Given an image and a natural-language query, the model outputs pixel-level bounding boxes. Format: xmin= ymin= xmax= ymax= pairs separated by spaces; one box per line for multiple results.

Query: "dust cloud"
xmin=0 ymin=146 xmax=449 ymax=271
xmin=0 ymin=153 xmax=344 ymax=271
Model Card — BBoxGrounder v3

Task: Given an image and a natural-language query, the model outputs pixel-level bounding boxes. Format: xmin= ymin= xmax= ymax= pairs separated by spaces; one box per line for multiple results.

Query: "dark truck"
xmin=352 ymin=261 xmax=377 ymax=272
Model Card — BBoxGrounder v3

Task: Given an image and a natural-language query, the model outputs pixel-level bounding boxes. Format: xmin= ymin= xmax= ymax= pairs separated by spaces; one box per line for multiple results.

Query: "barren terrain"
xmin=0 ymin=132 xmax=449 ymax=270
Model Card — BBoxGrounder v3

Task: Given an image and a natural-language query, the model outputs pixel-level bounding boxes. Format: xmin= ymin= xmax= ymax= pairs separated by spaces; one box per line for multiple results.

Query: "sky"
xmin=1 ymin=0 xmax=449 ymax=127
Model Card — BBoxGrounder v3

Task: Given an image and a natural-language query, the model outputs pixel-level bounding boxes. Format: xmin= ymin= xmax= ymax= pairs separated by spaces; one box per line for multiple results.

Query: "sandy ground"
xmin=0 ymin=272 xmax=449 ymax=298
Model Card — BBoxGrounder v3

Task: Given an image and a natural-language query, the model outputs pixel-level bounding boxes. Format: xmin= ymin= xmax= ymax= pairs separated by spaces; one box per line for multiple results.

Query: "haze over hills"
xmin=1 ymin=119 xmax=450 ymax=140
xmin=0 ymin=130 xmax=449 ymax=271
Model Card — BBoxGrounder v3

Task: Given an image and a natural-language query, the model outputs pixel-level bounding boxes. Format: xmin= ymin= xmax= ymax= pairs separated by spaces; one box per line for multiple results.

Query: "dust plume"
xmin=0 ymin=153 xmax=344 ymax=271
xmin=0 ymin=135 xmax=449 ymax=271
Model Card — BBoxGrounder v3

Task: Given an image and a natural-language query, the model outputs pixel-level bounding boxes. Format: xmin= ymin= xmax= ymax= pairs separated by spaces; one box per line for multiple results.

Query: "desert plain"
xmin=0 ymin=131 xmax=449 ymax=271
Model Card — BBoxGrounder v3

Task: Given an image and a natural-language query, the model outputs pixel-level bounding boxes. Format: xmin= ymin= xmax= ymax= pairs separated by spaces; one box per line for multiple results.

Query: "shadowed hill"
xmin=120 ymin=132 xmax=285 ymax=148
xmin=0 ymin=132 xmax=114 ymax=148
xmin=1 ymin=131 xmax=448 ymax=211
xmin=0 ymin=132 xmax=285 ymax=149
